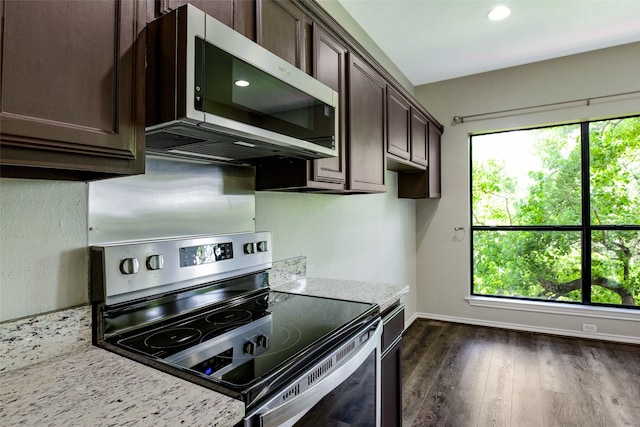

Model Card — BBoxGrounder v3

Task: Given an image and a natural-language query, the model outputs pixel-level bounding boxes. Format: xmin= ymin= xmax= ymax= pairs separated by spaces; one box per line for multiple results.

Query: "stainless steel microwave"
xmin=145 ymin=4 xmax=339 ymax=164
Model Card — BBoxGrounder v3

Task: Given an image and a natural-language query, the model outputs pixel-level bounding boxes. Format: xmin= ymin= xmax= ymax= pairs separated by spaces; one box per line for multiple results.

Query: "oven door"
xmin=244 ymin=319 xmax=382 ymax=427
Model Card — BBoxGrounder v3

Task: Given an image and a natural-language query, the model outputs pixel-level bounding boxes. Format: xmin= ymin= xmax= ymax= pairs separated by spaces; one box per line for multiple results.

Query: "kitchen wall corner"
xmin=255 ymin=171 xmax=418 ymax=322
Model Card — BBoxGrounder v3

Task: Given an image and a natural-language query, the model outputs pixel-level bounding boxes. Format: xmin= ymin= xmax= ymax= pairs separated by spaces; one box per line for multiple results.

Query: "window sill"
xmin=466 ymin=296 xmax=640 ymax=322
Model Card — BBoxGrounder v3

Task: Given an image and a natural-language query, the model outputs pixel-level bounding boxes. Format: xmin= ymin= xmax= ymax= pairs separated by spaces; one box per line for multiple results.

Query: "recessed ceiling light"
xmin=487 ymin=5 xmax=511 ymax=21
xmin=234 ymin=79 xmax=250 ymax=87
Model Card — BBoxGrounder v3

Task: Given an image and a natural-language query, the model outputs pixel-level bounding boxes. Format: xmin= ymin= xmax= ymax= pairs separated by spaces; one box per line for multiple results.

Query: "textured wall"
xmin=0 ymin=171 xmax=418 ymax=323
xmin=0 ymin=179 xmax=88 ymax=321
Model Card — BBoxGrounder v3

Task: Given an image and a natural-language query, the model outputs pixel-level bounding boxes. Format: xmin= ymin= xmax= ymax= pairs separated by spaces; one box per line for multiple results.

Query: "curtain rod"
xmin=451 ymin=90 xmax=640 ymax=126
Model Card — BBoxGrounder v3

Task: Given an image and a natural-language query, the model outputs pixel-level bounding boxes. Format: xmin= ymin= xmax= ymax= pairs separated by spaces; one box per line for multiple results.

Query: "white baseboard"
xmin=411 ymin=312 xmax=640 ymax=345
xmin=406 ymin=311 xmax=421 ymax=329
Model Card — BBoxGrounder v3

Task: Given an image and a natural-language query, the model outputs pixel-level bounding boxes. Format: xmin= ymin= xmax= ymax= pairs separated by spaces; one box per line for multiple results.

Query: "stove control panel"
xmin=244 ymin=241 xmax=269 ymax=254
xmin=146 ymin=254 xmax=164 ymax=270
xmin=119 ymin=258 xmax=139 ymax=275
xmin=180 ymin=242 xmax=234 ymax=267
xmin=92 ymin=231 xmax=272 ymax=306
xmin=244 ymin=334 xmax=270 ymax=355
xmin=91 ymin=231 xmax=272 ymax=306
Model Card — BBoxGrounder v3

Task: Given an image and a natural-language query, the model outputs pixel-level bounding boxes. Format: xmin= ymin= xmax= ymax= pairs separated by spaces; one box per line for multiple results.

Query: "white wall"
xmin=256 ymin=171 xmax=417 ymax=319
xmin=414 ymin=42 xmax=640 ymax=342
xmin=0 ymin=179 xmax=88 ymax=321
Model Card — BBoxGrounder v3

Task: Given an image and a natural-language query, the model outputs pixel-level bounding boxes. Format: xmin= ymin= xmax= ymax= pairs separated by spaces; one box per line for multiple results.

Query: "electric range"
xmin=90 ymin=232 xmax=381 ymax=426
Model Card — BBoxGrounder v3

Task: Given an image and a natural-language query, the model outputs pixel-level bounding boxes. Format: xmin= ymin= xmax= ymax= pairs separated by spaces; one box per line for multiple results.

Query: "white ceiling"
xmin=337 ymin=0 xmax=640 ymax=86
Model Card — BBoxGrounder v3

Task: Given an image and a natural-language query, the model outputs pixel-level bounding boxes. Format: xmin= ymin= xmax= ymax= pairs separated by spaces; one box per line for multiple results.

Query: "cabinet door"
xmin=428 ymin=123 xmax=442 ymax=198
xmin=381 ymin=304 xmax=404 ymax=427
xmin=159 ymin=0 xmax=233 ymax=26
xmin=257 ymin=0 xmax=306 ymax=69
xmin=311 ymin=24 xmax=346 ymax=186
xmin=0 ymin=0 xmax=145 ymax=180
xmin=348 ymin=55 xmax=386 ymax=193
xmin=235 ymin=0 xmax=256 ymax=40
xmin=382 ymin=338 xmax=402 ymax=427
xmin=386 ymin=86 xmax=410 ymax=160
xmin=410 ymin=109 xmax=428 ymax=167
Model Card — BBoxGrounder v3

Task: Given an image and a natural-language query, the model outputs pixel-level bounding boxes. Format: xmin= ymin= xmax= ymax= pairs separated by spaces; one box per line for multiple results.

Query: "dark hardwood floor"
xmin=401 ymin=320 xmax=640 ymax=427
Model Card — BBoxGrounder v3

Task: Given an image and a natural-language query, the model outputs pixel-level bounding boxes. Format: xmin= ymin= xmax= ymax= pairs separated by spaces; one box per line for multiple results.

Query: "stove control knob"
xmin=257 ymin=241 xmax=268 ymax=252
xmin=146 ymin=254 xmax=164 ymax=271
xmin=119 ymin=257 xmax=139 ymax=275
xmin=244 ymin=243 xmax=255 ymax=254
xmin=257 ymin=335 xmax=269 ymax=349
xmin=244 ymin=340 xmax=257 ymax=355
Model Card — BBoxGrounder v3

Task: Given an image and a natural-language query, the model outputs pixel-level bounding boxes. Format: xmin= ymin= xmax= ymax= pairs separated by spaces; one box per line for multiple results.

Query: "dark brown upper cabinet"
xmin=348 ymin=55 xmax=387 ymax=193
xmin=0 ymin=0 xmax=146 ymax=180
xmin=257 ymin=0 xmax=308 ymax=71
xmin=410 ymin=109 xmax=428 ymax=167
xmin=398 ymin=120 xmax=442 ymax=199
xmin=256 ymin=48 xmax=388 ymax=194
xmin=254 ymin=23 xmax=347 ymax=191
xmin=311 ymin=25 xmax=347 ymax=186
xmin=427 ymin=123 xmax=442 ymax=198
xmin=386 ymin=85 xmax=429 ymax=172
xmin=153 ymin=0 xmax=255 ymax=39
xmin=386 ymin=86 xmax=411 ymax=161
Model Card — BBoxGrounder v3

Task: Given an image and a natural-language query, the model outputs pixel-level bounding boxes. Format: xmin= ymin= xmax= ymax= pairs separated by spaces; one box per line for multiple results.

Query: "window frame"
xmin=470 ymin=116 xmax=640 ymax=310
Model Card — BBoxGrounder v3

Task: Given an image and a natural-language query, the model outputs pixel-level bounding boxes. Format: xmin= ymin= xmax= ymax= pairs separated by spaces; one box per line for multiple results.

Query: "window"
xmin=471 ymin=116 xmax=640 ymax=308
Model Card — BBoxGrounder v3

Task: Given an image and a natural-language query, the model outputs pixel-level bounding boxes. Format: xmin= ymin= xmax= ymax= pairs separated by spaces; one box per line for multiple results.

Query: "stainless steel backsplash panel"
xmin=88 ymin=155 xmax=255 ymax=245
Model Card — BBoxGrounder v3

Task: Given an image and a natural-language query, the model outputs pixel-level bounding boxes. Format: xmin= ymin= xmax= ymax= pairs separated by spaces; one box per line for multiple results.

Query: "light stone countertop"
xmin=0 ymin=306 xmax=244 ymax=427
xmin=271 ymin=276 xmax=409 ymax=313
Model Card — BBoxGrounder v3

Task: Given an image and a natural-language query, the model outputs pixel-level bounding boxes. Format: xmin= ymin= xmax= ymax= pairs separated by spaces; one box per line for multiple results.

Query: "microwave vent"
xmin=146 ymin=124 xmax=306 ymax=163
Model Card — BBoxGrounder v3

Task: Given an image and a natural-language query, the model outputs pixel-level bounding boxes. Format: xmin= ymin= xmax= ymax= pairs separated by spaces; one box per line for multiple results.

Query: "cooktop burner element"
xmin=115 ymin=291 xmax=270 ymax=359
xmin=206 ymin=309 xmax=253 ymax=324
xmin=201 ymin=324 xmax=244 ymax=342
xmin=144 ymin=328 xmax=203 ymax=349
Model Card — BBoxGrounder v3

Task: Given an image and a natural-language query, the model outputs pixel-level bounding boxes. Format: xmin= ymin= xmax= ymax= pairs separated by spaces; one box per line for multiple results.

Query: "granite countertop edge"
xmin=271 ymin=276 xmax=410 ymax=314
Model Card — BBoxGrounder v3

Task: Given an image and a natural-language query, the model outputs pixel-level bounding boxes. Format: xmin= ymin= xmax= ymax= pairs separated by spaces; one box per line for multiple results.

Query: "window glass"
xmin=591 ymin=230 xmax=640 ymax=306
xmin=590 ymin=117 xmax=640 ymax=226
xmin=473 ymin=230 xmax=582 ymax=302
xmin=471 ymin=115 xmax=640 ymax=309
xmin=472 ymin=124 xmax=582 ymax=226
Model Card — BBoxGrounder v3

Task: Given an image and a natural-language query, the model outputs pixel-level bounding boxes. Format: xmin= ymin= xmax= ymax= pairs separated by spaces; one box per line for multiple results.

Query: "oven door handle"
xmin=246 ymin=319 xmax=382 ymax=427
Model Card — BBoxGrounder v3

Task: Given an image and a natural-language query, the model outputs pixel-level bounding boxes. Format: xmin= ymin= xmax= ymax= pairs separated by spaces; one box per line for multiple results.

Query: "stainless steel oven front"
xmin=244 ymin=318 xmax=382 ymax=427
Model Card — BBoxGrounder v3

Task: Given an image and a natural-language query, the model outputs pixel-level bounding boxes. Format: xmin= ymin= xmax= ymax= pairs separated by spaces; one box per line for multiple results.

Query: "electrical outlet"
xmin=582 ymin=323 xmax=597 ymax=333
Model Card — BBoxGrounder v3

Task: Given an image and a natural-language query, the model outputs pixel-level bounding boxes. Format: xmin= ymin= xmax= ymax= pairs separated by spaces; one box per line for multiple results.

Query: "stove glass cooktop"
xmin=116 ymin=293 xmax=269 ymax=359
xmin=111 ymin=290 xmax=377 ymax=388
